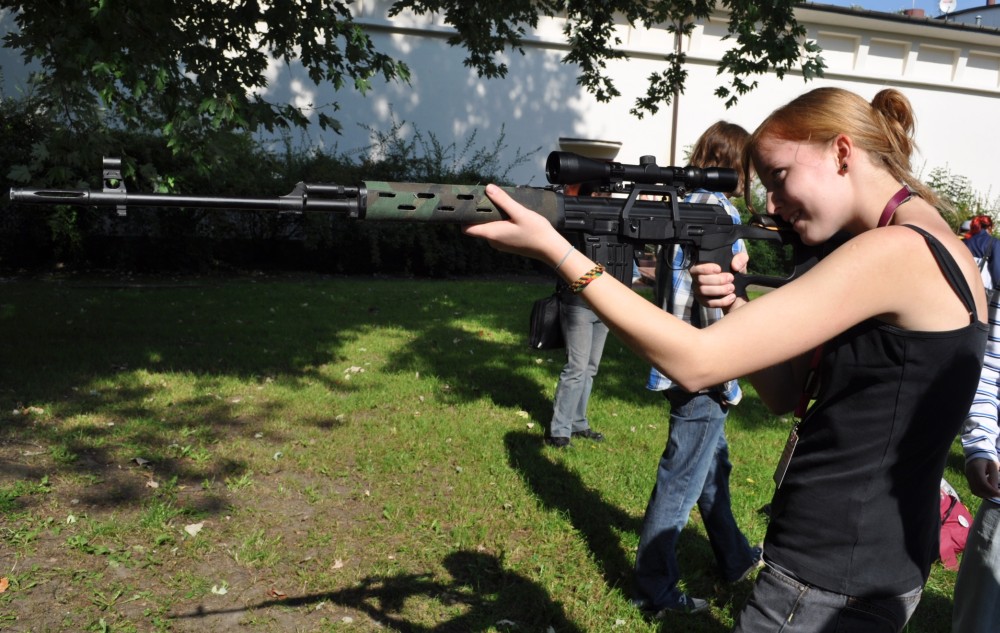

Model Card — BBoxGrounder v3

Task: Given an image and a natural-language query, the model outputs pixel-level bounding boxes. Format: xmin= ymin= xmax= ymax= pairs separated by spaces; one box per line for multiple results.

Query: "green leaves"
xmin=6 ymin=163 xmax=32 ymax=184
xmin=1 ymin=0 xmax=409 ymax=162
xmin=393 ymin=0 xmax=824 ymax=114
xmin=1 ymin=0 xmax=824 ymax=171
xmin=716 ymin=0 xmax=825 ymax=107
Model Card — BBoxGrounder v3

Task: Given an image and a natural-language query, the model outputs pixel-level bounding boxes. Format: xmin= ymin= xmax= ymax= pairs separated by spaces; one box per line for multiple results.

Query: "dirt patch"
xmin=0 ymin=433 xmax=388 ymax=632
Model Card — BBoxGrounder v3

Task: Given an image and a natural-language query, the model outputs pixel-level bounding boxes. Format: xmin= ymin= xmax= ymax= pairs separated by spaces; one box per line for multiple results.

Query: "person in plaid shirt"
xmin=632 ymin=122 xmax=761 ymax=619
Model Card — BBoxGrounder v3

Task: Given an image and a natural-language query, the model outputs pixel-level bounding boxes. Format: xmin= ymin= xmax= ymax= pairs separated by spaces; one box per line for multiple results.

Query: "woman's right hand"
xmin=463 ymin=184 xmax=571 ymax=266
xmin=691 ymin=250 xmax=750 ymax=311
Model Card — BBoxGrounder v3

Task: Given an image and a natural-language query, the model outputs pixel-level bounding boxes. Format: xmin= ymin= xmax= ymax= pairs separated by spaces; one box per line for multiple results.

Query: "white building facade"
xmin=2 ymin=3 xmax=998 ymax=196
xmin=285 ymin=1 xmax=1000 ymax=198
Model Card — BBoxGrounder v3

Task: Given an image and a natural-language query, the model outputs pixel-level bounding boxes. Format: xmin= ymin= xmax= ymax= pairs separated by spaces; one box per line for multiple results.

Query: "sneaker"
xmin=632 ymin=594 xmax=709 ymax=618
xmin=545 ymin=436 xmax=571 ymax=448
xmin=652 ymin=594 xmax=709 ymax=617
xmin=730 ymin=546 xmax=764 ymax=583
xmin=570 ymin=429 xmax=605 ymax=442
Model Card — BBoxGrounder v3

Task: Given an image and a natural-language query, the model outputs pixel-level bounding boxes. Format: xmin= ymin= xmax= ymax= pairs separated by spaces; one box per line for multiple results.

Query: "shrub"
xmin=0 ymin=98 xmax=542 ymax=276
xmin=927 ymin=165 xmax=1000 ymax=233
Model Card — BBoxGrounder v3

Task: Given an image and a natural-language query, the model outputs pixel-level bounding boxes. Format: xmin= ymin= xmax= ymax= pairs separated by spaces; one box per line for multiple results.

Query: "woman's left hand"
xmin=463 ymin=184 xmax=570 ymax=266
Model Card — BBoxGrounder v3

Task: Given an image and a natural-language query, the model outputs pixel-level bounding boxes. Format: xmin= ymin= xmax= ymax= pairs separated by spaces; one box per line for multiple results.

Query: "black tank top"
xmin=764 ymin=225 xmax=988 ymax=597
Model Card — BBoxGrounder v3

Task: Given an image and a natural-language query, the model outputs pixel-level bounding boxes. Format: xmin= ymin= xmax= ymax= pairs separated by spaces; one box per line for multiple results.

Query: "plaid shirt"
xmin=646 ymin=190 xmax=745 ymax=405
xmin=962 ymin=289 xmax=1000 ymax=503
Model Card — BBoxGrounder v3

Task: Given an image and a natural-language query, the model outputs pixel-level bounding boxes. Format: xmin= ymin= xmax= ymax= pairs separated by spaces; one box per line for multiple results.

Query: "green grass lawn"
xmin=0 ymin=273 xmax=976 ymax=632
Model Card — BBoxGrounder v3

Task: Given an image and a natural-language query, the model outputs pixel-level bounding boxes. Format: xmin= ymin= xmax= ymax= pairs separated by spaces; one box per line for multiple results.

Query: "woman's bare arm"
xmin=465 ymin=185 xmax=981 ymax=402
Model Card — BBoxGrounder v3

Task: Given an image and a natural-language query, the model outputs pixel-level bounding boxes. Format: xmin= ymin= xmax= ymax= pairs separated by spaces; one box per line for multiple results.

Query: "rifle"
xmin=8 ymin=153 xmax=814 ymax=294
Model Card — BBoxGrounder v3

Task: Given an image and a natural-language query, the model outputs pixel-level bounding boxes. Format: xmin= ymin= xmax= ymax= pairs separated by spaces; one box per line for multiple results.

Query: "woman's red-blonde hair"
xmin=743 ymin=87 xmax=938 ymax=211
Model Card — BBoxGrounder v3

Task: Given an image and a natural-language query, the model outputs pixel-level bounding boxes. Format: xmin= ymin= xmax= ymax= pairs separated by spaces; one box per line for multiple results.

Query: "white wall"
xmin=2 ymin=3 xmax=999 ymax=197
xmin=253 ymin=2 xmax=1000 ymax=197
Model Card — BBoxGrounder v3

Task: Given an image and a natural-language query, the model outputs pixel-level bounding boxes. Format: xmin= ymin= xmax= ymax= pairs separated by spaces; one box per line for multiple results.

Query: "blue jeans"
xmin=952 ymin=500 xmax=1000 ymax=633
xmin=550 ymin=302 xmax=608 ymax=438
xmin=634 ymin=389 xmax=754 ymax=610
xmin=735 ymin=562 xmax=921 ymax=632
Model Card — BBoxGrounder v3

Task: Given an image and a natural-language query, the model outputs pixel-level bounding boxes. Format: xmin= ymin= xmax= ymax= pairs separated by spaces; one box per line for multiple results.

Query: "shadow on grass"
xmin=0 ymin=277 xmax=673 ymax=528
xmin=382 ymin=317 xmax=658 ymax=427
xmin=0 ymin=378 xmax=288 ymax=514
xmin=503 ymin=429 xmax=751 ymax=632
xmin=169 ymin=549 xmax=585 ymax=632
xmin=909 ymin=589 xmax=954 ymax=633
xmin=3 ymin=277 xmax=550 ymax=512
xmin=503 ymin=430 xmax=641 ymax=593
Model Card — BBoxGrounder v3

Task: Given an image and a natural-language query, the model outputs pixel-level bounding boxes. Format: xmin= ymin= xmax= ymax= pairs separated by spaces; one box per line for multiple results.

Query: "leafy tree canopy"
xmin=2 ymin=0 xmax=410 ymax=167
xmin=1 ymin=0 xmax=823 ymax=167
xmin=391 ymin=0 xmax=824 ymax=114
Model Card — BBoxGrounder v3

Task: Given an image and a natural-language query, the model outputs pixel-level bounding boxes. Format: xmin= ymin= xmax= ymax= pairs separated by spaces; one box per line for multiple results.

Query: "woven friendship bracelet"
xmin=569 ymin=264 xmax=605 ymax=294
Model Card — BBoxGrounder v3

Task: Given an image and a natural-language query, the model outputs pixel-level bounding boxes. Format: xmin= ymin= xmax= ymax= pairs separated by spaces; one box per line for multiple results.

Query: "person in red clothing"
xmin=963 ymin=214 xmax=1000 ymax=296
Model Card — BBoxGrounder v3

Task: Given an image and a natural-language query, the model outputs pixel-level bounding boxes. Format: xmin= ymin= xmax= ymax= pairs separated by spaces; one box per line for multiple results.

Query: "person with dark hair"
xmin=632 ymin=121 xmax=760 ymax=619
xmin=465 ymin=86 xmax=987 ymax=631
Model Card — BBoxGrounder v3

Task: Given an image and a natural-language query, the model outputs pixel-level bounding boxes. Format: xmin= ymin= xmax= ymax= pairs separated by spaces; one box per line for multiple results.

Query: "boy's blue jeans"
xmin=634 ymin=389 xmax=755 ymax=610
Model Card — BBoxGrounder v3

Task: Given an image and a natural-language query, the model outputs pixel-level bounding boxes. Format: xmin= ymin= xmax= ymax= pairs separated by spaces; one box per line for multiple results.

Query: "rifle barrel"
xmin=8 ymin=186 xmax=364 ymax=214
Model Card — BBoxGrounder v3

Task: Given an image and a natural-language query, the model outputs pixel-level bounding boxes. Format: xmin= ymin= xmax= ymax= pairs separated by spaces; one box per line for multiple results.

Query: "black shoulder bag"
xmin=528 ymin=292 xmax=564 ymax=349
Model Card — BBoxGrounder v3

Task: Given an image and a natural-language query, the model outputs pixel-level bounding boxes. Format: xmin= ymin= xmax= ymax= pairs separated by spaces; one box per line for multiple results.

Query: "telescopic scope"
xmin=545 ymin=151 xmax=738 ymax=193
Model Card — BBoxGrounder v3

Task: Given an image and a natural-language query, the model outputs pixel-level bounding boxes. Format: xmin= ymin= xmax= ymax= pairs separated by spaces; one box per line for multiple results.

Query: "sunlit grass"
xmin=0 ymin=274 xmax=971 ymax=632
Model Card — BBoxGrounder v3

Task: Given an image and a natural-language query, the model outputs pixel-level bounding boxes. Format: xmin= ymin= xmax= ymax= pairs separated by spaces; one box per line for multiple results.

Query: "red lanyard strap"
xmin=878 ymin=186 xmax=912 ymax=228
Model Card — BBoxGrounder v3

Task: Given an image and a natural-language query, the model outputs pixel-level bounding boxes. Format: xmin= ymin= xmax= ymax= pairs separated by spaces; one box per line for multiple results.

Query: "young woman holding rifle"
xmin=465 ymin=87 xmax=988 ymax=632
